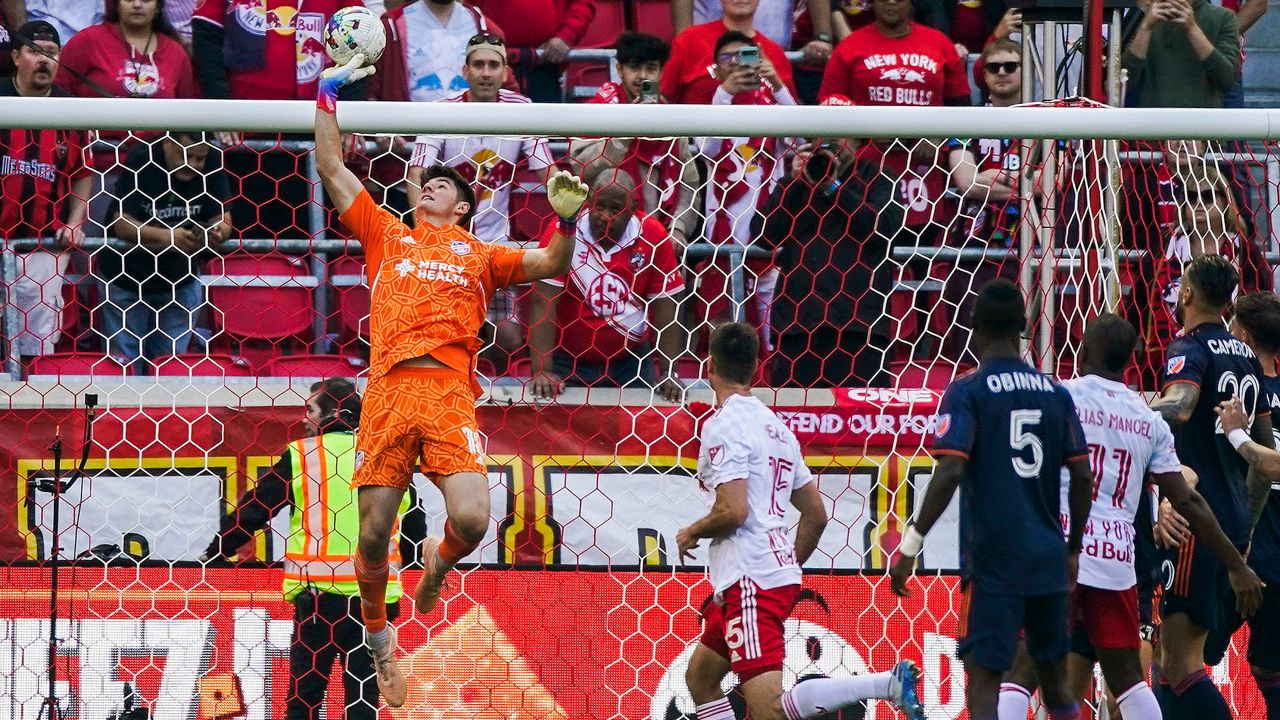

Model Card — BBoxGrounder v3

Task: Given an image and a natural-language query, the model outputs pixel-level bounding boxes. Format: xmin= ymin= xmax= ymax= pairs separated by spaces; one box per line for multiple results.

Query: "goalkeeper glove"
xmin=318 ymin=53 xmax=376 ymax=114
xmin=547 ymin=170 xmax=589 ymax=223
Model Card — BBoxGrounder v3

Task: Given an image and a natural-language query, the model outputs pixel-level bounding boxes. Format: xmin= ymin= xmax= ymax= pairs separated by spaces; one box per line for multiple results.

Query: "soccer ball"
xmin=323 ymin=6 xmax=385 ymax=67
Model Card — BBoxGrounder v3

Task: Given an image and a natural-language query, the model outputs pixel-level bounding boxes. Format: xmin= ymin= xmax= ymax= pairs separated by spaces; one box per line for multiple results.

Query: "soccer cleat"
xmin=415 ymin=536 xmax=448 ymax=614
xmin=888 ymin=659 xmax=926 ymax=720
xmin=368 ymin=624 xmax=407 ymax=708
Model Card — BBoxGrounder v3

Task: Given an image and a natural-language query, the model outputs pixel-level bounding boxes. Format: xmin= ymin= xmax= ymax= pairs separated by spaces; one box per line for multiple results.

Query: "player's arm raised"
xmin=523 ymin=171 xmax=588 ymax=282
xmin=890 ymin=453 xmax=964 ymax=597
xmin=314 ymin=54 xmax=374 ymax=216
xmin=676 ymin=480 xmax=748 ymax=561
xmin=1216 ymin=396 xmax=1279 ymax=526
xmin=1150 ymin=382 xmax=1200 ymax=429
xmin=1152 ymin=464 xmax=1265 ymax=616
xmin=789 ymin=482 xmax=829 ymax=565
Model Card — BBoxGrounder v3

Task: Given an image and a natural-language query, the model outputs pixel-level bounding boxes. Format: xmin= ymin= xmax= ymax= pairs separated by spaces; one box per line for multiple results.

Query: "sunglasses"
xmin=983 ymin=61 xmax=1021 ymax=75
xmin=468 ymin=32 xmax=505 ymax=46
xmin=1188 ymin=187 xmax=1223 ymax=205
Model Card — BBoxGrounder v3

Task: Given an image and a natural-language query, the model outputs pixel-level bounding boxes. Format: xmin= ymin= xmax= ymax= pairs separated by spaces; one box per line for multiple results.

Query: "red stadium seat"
xmin=633 ymin=0 xmax=676 ymax=43
xmin=27 ymin=352 xmax=129 ymax=377
xmin=509 ymin=183 xmax=554 ymax=246
xmin=264 ymin=354 xmax=367 ymax=378
xmin=507 ymin=357 xmax=534 ymax=378
xmin=676 ymin=356 xmax=703 ymax=380
xmin=564 ymin=0 xmax=626 ymax=99
xmin=476 ymin=357 xmax=498 ymax=377
xmin=580 ymin=0 xmax=626 ymax=48
xmin=205 ymin=253 xmax=318 ymax=367
xmin=153 ymin=353 xmax=254 ymax=377
xmin=329 ymin=255 xmax=370 ymax=342
xmin=57 ymin=275 xmax=99 ymax=353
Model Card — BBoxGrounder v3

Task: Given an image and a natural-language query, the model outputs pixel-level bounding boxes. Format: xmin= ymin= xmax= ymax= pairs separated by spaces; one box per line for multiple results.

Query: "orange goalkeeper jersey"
xmin=340 ymin=190 xmax=527 ymax=383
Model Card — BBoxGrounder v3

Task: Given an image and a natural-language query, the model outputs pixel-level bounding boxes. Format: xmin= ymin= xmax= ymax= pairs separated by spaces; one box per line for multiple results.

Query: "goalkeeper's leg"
xmin=415 ymin=471 xmax=489 ymax=614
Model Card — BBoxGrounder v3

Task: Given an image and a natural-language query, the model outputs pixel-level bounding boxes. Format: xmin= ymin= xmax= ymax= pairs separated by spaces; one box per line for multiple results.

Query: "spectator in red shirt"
xmin=57 ymin=1 xmax=195 ymax=124
xmin=821 ymin=0 xmax=969 ymax=241
xmin=58 ymin=0 xmax=193 ymax=100
xmin=661 ymin=0 xmax=795 ymax=105
xmin=820 ymin=0 xmax=970 ymax=107
xmin=0 ymin=21 xmax=92 ymax=360
xmin=192 ymin=0 xmax=355 ymax=239
xmin=470 ymin=0 xmax=595 ymax=103
xmin=527 ymin=171 xmax=686 ymax=402
xmin=571 ymin=32 xmax=699 ymax=248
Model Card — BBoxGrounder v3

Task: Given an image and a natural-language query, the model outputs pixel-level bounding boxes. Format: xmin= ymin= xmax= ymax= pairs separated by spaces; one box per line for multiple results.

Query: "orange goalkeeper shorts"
xmin=353 ymin=366 xmax=486 ymax=489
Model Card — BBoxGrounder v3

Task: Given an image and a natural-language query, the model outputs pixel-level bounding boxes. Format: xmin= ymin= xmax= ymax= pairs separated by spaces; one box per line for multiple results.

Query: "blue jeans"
xmin=100 ymin=279 xmax=203 ymax=373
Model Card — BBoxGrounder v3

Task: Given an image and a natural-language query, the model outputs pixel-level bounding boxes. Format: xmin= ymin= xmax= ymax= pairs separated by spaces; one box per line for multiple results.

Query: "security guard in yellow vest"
xmin=202 ymin=378 xmax=423 ymax=720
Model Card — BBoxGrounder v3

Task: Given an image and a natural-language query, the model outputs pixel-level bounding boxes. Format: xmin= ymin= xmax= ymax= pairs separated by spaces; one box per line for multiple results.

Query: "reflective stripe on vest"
xmin=283 ymin=431 xmax=408 ymax=602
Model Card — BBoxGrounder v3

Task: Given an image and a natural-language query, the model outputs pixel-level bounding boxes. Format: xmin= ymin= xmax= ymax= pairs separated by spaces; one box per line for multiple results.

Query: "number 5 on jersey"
xmin=1010 ymin=409 xmax=1044 ymax=478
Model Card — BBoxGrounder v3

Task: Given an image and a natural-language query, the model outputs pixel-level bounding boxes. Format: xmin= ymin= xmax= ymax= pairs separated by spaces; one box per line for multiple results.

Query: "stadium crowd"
xmin=0 ymin=0 xmax=1273 ymax=389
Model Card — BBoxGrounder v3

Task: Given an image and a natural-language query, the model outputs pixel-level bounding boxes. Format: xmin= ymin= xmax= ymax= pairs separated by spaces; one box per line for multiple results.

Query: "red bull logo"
xmin=122 ymin=60 xmax=161 ymax=97
xmin=228 ymin=0 xmax=267 ymax=35
xmin=294 ymin=13 xmax=327 ymax=82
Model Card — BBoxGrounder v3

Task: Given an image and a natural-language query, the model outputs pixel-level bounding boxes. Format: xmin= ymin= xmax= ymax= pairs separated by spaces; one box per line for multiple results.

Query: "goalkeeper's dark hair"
xmin=1183 ymin=254 xmax=1238 ymax=311
xmin=310 ymin=378 xmax=361 ymax=429
xmin=709 ymin=322 xmax=760 ymax=385
xmin=423 ymin=165 xmax=477 ymax=229
xmin=616 ymin=32 xmax=670 ymax=66
xmin=972 ymin=279 xmax=1027 ymax=342
xmin=1233 ymin=291 xmax=1280 ymax=354
xmin=714 ymin=31 xmax=758 ymax=58
xmin=1082 ymin=313 xmax=1138 ymax=374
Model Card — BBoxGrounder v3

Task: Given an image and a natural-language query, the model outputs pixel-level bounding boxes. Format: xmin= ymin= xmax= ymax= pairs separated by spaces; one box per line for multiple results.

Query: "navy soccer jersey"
xmin=932 ymin=356 xmax=1089 ymax=595
xmin=1251 ymin=374 xmax=1280 ymax=583
xmin=1162 ymin=323 xmax=1271 ymax=546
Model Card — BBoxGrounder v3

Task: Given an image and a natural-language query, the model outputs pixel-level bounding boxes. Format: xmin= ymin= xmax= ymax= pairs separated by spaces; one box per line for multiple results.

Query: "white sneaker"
xmin=368 ymin=624 xmax=407 ymax=708
xmin=887 ymin=659 xmax=926 ymax=720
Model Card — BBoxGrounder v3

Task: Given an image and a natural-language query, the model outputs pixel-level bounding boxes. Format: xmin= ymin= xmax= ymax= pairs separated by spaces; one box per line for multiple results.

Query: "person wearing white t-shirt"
xmin=676 ymin=322 xmax=927 ymax=720
xmin=995 ymin=314 xmax=1262 ymax=720
xmin=407 ymin=33 xmax=555 ymax=362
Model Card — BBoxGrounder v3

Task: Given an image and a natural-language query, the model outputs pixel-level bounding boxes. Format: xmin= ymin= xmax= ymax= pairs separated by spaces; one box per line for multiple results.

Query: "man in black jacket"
xmin=756 ymin=140 xmax=902 ymax=389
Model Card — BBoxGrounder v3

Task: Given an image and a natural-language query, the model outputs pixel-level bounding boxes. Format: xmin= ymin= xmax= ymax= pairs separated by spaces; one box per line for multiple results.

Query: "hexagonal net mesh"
xmin=0 ymin=105 xmax=1275 ymax=719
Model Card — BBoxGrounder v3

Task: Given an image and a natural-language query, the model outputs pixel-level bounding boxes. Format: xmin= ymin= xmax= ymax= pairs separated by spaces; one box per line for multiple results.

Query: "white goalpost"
xmin=0 ymin=100 xmax=1275 ymax=720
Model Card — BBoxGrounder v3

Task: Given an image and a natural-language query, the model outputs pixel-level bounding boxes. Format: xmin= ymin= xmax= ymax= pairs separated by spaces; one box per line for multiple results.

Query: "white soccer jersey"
xmin=410 ymin=90 xmax=555 ymax=247
xmin=1060 ymin=375 xmax=1183 ymax=590
xmin=697 ymin=394 xmax=814 ymax=593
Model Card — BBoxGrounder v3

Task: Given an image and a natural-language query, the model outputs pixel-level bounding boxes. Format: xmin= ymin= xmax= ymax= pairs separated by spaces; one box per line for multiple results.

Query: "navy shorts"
xmin=1160 ymin=536 xmax=1242 ymax=631
xmin=1205 ymin=580 xmax=1280 ymax=671
xmin=957 ymin=582 xmax=1071 ymax=672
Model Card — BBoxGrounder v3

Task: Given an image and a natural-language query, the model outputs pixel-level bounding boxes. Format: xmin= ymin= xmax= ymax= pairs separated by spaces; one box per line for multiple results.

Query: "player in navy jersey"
xmin=889 ymin=279 xmax=1094 ymax=720
xmin=1205 ymin=291 xmax=1280 ymax=720
xmin=1149 ymin=254 xmax=1276 ymax=720
xmin=994 ymin=314 xmax=1260 ymax=720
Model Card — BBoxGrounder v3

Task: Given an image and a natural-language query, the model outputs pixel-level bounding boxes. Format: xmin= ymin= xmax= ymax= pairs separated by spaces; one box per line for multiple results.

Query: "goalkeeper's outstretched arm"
xmin=314 ymin=54 xmax=374 ymax=216
xmin=523 ymin=170 xmax=589 ymax=282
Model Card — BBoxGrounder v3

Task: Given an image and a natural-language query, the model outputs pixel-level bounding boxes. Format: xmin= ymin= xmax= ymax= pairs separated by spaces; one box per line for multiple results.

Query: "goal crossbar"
xmin=2 ymin=97 xmax=1279 ymax=140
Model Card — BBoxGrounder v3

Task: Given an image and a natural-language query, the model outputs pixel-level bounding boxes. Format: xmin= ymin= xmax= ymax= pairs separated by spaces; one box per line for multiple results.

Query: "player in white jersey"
xmin=406 ymin=33 xmax=556 ymax=360
xmin=996 ymin=315 xmax=1261 ymax=720
xmin=676 ymin=322 xmax=926 ymax=720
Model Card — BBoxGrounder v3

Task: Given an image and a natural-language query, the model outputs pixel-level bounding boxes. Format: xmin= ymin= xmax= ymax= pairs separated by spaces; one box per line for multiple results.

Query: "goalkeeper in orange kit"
xmin=313 ymin=54 xmax=589 ymax=708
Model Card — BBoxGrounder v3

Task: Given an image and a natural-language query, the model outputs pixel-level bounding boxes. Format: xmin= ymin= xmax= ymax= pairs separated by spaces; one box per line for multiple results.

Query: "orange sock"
xmin=438 ymin=520 xmax=478 ymax=566
xmin=354 ymin=550 xmax=388 ymax=634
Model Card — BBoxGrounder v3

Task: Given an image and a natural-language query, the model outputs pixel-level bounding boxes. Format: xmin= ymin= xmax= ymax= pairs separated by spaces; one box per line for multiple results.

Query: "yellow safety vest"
xmin=283 ymin=431 xmax=408 ymax=602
